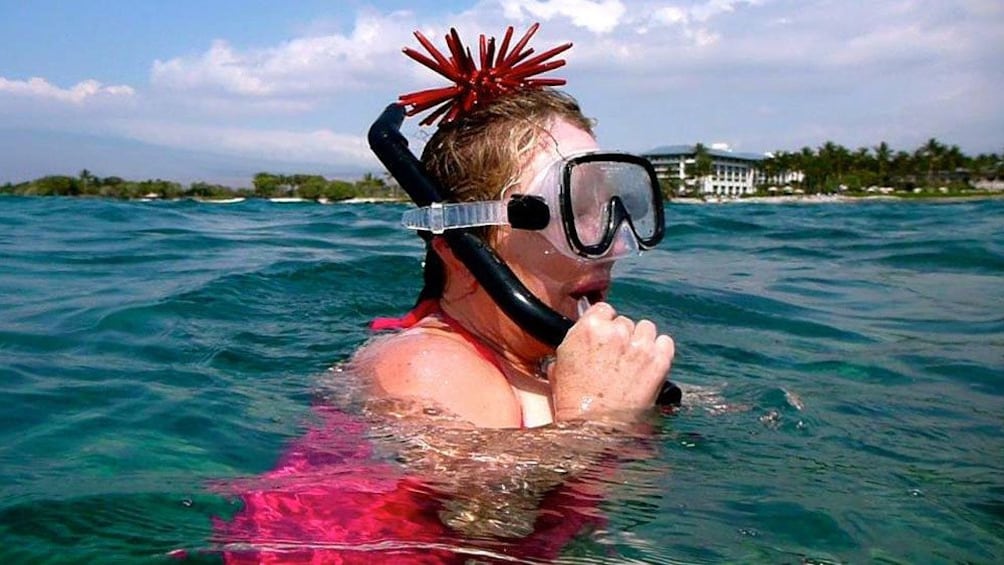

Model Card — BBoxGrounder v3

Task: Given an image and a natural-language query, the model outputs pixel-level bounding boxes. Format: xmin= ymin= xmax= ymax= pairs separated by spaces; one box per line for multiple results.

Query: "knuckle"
xmin=590 ymin=301 xmax=615 ymax=317
xmin=656 ymin=334 xmax=675 ymax=356
xmin=614 ymin=319 xmax=633 ymax=341
xmin=636 ymin=319 xmax=656 ymax=334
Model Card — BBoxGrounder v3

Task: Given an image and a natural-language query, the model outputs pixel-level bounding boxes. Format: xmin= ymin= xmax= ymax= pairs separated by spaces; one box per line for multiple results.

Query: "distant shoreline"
xmin=671 ymin=192 xmax=1004 ymax=204
xmin=2 ymin=192 xmax=1001 ymax=205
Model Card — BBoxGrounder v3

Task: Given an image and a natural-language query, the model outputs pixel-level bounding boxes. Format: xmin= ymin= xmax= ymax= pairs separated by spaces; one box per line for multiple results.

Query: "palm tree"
xmin=874 ymin=142 xmax=891 ymax=185
xmin=77 ymin=169 xmax=97 ymax=196
xmin=798 ymin=146 xmax=817 ymax=191
xmin=892 ymin=150 xmax=914 ymax=189
xmin=943 ymin=144 xmax=964 ymax=171
xmin=757 ymin=154 xmax=779 ymax=189
xmin=775 ymin=150 xmax=800 ymax=188
xmin=917 ymin=137 xmax=945 ymax=183
xmin=690 ymin=143 xmax=714 ymax=194
xmin=817 ymin=141 xmax=853 ymax=191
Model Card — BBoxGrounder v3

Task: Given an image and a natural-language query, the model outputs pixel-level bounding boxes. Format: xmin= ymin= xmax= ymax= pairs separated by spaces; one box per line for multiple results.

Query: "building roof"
xmin=643 ymin=144 xmax=766 ymax=162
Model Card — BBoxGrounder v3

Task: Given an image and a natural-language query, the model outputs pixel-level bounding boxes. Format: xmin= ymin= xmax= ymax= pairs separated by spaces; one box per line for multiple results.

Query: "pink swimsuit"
xmin=213 ymin=303 xmax=603 ymax=562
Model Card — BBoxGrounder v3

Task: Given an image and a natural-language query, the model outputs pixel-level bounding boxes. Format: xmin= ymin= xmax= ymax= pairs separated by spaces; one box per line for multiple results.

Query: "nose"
xmin=606 ymin=220 xmax=640 ymax=259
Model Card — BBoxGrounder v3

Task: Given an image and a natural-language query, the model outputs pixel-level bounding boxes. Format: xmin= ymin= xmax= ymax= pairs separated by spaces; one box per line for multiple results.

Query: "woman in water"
xmin=215 ymin=24 xmax=675 ymax=561
xmin=355 ymin=29 xmax=675 ymax=430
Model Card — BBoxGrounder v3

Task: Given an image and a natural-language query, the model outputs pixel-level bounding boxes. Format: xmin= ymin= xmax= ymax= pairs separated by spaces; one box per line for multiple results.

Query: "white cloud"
xmin=689 ymin=0 xmax=759 ymax=23
xmin=111 ymin=120 xmax=378 ymax=167
xmin=0 ymin=76 xmax=134 ymax=104
xmin=500 ymin=0 xmax=627 ymax=33
xmin=495 ymin=1 xmax=762 ymax=36
xmin=2 ymin=0 xmax=1001 ymax=184
xmin=652 ymin=6 xmax=688 ymax=25
xmin=553 ymin=0 xmax=1002 ymax=78
xmin=142 ymin=2 xmax=787 ymax=104
xmin=151 ymin=41 xmax=271 ymax=96
xmin=150 ymin=13 xmax=418 ymax=98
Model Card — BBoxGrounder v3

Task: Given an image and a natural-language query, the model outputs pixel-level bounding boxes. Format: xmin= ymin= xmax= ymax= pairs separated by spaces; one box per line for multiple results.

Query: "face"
xmin=493 ymin=118 xmax=614 ymax=321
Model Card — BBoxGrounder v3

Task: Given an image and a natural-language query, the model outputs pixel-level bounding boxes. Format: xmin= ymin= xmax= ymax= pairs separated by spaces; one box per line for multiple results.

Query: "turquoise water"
xmin=1 ymin=195 xmax=1001 ymax=563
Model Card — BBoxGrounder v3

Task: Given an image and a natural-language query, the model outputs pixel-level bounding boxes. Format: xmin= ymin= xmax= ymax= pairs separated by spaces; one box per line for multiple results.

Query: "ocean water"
xmin=0 ymin=195 xmax=1001 ymax=563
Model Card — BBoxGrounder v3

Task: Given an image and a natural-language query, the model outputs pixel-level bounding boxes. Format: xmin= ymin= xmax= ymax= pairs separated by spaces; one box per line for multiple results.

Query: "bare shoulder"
xmin=353 ymin=330 xmax=522 ymax=428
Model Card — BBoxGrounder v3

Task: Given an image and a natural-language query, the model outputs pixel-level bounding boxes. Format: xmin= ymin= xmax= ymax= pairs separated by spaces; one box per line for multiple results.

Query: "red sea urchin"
xmin=398 ymin=23 xmax=572 ymax=126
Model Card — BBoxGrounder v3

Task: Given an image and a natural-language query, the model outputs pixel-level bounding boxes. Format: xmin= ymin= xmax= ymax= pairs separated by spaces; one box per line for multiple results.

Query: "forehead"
xmin=525 ymin=118 xmax=599 ymax=175
xmin=547 ymin=119 xmax=599 ymax=156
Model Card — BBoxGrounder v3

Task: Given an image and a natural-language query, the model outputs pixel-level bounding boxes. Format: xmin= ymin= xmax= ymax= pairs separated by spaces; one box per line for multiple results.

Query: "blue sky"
xmin=1 ymin=0 xmax=1001 ymax=186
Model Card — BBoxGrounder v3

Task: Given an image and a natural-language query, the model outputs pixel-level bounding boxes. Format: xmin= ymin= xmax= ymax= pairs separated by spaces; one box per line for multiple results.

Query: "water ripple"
xmin=1 ymin=197 xmax=1002 ymax=562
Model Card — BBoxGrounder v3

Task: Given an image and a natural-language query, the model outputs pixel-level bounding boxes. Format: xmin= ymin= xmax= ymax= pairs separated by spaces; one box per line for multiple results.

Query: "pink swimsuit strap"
xmin=370 ymin=299 xmax=524 ymax=427
xmin=370 ymin=299 xmax=504 ymax=372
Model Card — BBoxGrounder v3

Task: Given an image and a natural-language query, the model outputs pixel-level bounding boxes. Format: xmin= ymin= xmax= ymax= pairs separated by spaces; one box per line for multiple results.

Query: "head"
xmin=421 ymin=89 xmax=594 ymax=210
xmin=384 ymin=24 xmax=664 ymax=358
xmin=419 ymin=89 xmax=619 ymax=354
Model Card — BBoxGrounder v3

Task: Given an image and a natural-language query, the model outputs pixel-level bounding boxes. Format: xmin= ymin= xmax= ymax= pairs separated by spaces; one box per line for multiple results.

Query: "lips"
xmin=569 ymin=278 xmax=609 ymax=306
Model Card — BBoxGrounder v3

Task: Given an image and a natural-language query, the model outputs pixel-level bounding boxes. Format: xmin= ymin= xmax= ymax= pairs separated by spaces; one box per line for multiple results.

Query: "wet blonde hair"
xmin=420 ymin=89 xmax=594 ymax=206
xmin=414 ymin=89 xmax=594 ymax=302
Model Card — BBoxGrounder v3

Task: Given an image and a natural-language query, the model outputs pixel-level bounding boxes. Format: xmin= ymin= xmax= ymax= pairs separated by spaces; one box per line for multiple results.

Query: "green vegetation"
xmin=755 ymin=138 xmax=1002 ymax=197
xmin=2 ymin=138 xmax=1001 ymax=203
xmin=0 ymin=169 xmax=405 ymax=201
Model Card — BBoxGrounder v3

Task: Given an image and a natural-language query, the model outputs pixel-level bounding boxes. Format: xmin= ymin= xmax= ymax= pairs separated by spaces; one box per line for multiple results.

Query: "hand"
xmin=549 ymin=302 xmax=675 ymax=422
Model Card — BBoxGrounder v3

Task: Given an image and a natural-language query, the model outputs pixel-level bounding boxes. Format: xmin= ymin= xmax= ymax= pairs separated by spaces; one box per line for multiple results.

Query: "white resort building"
xmin=642 ymin=144 xmax=768 ymax=197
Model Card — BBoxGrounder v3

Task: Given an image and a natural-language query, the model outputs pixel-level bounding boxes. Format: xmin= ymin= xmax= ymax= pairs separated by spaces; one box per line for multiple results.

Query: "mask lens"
xmin=613 ymin=163 xmax=657 ymax=240
xmin=567 ymin=159 xmax=658 ymax=251
xmin=567 ymin=163 xmax=612 ymax=247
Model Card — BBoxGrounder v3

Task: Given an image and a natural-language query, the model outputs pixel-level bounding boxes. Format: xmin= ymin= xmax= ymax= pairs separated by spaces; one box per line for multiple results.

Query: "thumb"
xmin=541 ymin=355 xmax=557 ymax=381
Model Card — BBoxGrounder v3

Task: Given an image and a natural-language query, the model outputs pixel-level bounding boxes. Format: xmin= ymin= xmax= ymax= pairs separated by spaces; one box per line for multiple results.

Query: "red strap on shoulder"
xmin=370 ymin=299 xmax=440 ymax=331
xmin=368 ymin=299 xmax=517 ymax=425
xmin=370 ymin=300 xmax=503 ymax=371
xmin=436 ymin=308 xmax=504 ymax=371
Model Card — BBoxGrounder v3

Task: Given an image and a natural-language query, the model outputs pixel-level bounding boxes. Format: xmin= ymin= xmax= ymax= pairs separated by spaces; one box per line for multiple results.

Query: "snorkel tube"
xmin=368 ymin=103 xmax=572 ymax=347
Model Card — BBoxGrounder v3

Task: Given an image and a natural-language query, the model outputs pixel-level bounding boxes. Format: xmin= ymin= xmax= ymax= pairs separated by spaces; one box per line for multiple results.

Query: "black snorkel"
xmin=368 ymin=104 xmax=572 ymax=347
xmin=367 ymin=103 xmax=682 ymax=406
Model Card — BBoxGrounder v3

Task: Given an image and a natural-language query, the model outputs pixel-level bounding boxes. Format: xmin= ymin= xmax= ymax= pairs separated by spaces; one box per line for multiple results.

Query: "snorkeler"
xmin=356 ymin=23 xmax=677 ymax=428
xmin=215 ymin=24 xmax=676 ymax=561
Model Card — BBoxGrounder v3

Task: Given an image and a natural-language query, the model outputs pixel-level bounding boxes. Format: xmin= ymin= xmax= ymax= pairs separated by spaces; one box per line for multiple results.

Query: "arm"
xmin=357 ymin=331 xmax=524 ymax=428
xmin=360 ymin=403 xmax=662 ymax=539
xmin=350 ymin=304 xmax=673 ymax=538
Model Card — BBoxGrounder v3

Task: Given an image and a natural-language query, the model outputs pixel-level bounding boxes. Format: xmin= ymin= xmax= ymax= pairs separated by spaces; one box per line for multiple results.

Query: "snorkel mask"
xmin=402 ymin=150 xmax=665 ymax=262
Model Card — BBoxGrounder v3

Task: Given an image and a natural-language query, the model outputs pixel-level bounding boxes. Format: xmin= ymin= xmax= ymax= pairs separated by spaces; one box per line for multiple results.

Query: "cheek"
xmin=495 ymin=231 xmax=579 ymax=300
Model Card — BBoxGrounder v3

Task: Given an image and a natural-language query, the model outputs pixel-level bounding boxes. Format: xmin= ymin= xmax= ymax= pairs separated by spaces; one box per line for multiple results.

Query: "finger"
xmin=632 ymin=319 xmax=657 ymax=344
xmin=564 ymin=301 xmax=614 ymax=346
xmin=570 ymin=302 xmax=616 ymax=339
xmin=654 ymin=334 xmax=676 ymax=369
xmin=613 ymin=315 xmax=634 ymax=339
xmin=583 ymin=301 xmax=616 ymax=321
